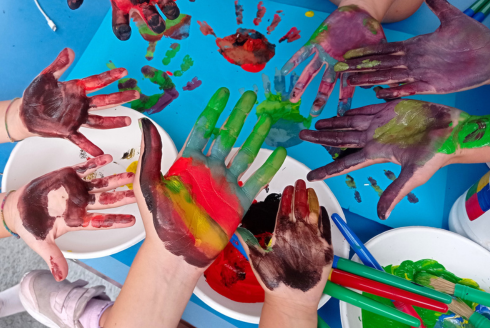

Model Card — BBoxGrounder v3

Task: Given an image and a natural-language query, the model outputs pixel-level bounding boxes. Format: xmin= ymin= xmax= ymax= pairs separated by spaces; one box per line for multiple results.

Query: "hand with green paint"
xmin=134 ymin=88 xmax=287 ymax=268
xmin=282 ymin=4 xmax=386 ymax=117
xmin=334 ymin=0 xmax=490 ymax=99
xmin=300 ymin=99 xmax=490 ymax=219
xmin=237 ymin=180 xmax=333 ymax=328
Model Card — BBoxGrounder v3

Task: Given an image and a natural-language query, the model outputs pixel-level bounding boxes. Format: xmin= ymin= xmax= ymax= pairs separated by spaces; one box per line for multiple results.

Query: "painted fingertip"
xmin=334 ymin=62 xmax=349 ymax=72
xmin=281 ymin=62 xmax=294 ymax=75
xmin=113 ymin=24 xmax=131 ymax=41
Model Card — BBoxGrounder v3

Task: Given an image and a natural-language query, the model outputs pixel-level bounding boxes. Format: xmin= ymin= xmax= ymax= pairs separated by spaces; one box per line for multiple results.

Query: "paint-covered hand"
xmin=282 ymin=5 xmax=386 ymax=117
xmin=299 ymin=99 xmax=490 ymax=220
xmin=134 ymin=88 xmax=287 ymax=268
xmin=3 ymin=155 xmax=136 ymax=281
xmin=335 ymin=0 xmax=490 ymax=99
xmin=237 ymin=180 xmax=333 ymax=308
xmin=17 ymin=48 xmax=139 ymax=156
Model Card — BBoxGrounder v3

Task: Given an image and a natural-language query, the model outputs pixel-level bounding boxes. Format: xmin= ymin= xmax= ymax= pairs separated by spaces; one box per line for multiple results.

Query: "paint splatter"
xmin=235 ymin=0 xmax=244 ymax=25
xmin=126 ymin=160 xmax=138 ymax=190
xmin=173 ymin=55 xmax=194 ymax=77
xmin=162 ymin=43 xmax=181 ymax=65
xmin=145 ymin=42 xmax=157 ymax=61
xmin=253 ymin=1 xmax=266 ymax=26
xmin=79 ymin=150 xmax=88 ymax=159
xmin=276 ymin=10 xmax=283 ymax=13
xmin=50 ymin=256 xmax=63 ymax=281
xmin=368 ymin=177 xmax=383 ymax=197
xmin=279 ymin=27 xmax=301 ymax=43
xmin=346 ymin=175 xmax=362 ymax=203
xmin=122 ymin=148 xmax=136 ymax=160
xmin=256 ymin=69 xmax=311 ymax=148
xmin=197 ymin=20 xmax=216 ymax=37
xmin=384 ymin=170 xmax=419 ymax=204
xmin=183 ymin=77 xmax=202 ymax=91
xmin=216 ymin=29 xmax=276 ymax=73
xmin=267 ymin=14 xmax=281 ymax=34
xmin=166 ymin=71 xmax=173 ymax=76
xmin=305 ymin=10 xmax=314 ymax=17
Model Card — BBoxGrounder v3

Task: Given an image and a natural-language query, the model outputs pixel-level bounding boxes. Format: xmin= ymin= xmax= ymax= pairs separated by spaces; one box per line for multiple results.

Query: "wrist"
xmin=338 ymin=0 xmax=393 ymax=21
xmin=7 ymin=98 xmax=34 ymax=141
xmin=264 ymin=293 xmax=318 ymax=319
xmin=1 ymin=191 xmax=19 ymax=238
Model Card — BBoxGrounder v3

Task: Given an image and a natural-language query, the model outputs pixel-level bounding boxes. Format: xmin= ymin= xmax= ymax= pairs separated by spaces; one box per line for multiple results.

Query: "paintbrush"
xmin=464 ymin=0 xmax=489 ymax=16
xmin=448 ymin=298 xmax=490 ymax=328
xmin=415 ymin=273 xmax=490 ymax=308
xmin=473 ymin=0 xmax=490 ymax=22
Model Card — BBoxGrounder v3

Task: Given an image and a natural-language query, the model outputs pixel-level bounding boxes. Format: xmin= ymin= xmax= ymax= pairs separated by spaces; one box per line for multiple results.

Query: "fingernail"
xmin=334 ymin=62 xmax=349 ymax=72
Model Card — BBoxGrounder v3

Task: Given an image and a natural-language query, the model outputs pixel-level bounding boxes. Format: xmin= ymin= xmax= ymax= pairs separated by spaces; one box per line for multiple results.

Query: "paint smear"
xmin=122 ymin=148 xmax=136 ymax=160
xmin=174 ymin=55 xmax=194 ymax=77
xmin=235 ymin=0 xmax=244 ymax=25
xmin=384 ymin=170 xmax=419 ymax=203
xmin=197 ymin=20 xmax=216 ymax=37
xmin=183 ymin=77 xmax=202 ymax=91
xmin=162 ymin=43 xmax=181 ymax=65
xmin=305 ymin=10 xmax=314 ymax=17
xmin=279 ymin=27 xmax=301 ymax=43
xmin=253 ymin=1 xmax=266 ymax=26
xmin=276 ymin=10 xmax=283 ymax=13
xmin=126 ymin=160 xmax=138 ymax=190
xmin=267 ymin=14 xmax=281 ymax=34
xmin=368 ymin=177 xmax=383 ymax=197
xmin=346 ymin=175 xmax=362 ymax=203
xmin=216 ymin=28 xmax=276 ymax=73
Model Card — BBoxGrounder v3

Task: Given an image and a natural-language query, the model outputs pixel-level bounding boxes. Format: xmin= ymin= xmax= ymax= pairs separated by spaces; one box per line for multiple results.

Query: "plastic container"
xmin=449 ymin=171 xmax=490 ymax=251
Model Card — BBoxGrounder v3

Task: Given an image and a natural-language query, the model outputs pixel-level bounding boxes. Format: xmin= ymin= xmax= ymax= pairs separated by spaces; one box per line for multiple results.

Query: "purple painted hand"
xmin=335 ymin=0 xmax=490 ymax=99
xmin=237 ymin=180 xmax=333 ymax=306
xmin=281 ymin=5 xmax=386 ymax=117
xmin=300 ymin=99 xmax=470 ymax=220
xmin=19 ymin=48 xmax=139 ymax=156
xmin=4 ymin=155 xmax=136 ymax=281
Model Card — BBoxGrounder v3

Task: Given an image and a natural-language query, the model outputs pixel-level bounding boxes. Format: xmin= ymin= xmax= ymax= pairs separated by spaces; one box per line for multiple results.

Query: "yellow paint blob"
xmin=126 ymin=160 xmax=139 ymax=189
xmin=305 ymin=11 xmax=314 ymax=17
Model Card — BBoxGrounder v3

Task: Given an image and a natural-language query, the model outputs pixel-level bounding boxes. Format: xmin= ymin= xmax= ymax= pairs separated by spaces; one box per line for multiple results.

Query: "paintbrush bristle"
xmin=414 ymin=272 xmax=455 ymax=294
xmin=448 ymin=299 xmax=474 ymax=319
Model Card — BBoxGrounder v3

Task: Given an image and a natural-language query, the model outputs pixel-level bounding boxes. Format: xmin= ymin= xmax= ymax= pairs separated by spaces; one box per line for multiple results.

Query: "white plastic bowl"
xmin=193 ymin=148 xmax=350 ymax=324
xmin=340 ymin=227 xmax=490 ymax=328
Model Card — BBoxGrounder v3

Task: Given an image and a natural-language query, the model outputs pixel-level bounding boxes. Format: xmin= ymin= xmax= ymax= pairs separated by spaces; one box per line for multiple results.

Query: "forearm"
xmin=0 ymin=99 xmax=32 ymax=144
xmin=259 ymin=294 xmax=317 ymax=328
xmin=104 ymin=239 xmax=203 ymax=328
xmin=331 ymin=0 xmax=423 ymax=22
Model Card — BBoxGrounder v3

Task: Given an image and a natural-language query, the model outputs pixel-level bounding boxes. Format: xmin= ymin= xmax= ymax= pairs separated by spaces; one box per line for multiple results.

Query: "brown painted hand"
xmin=237 ymin=180 xmax=333 ymax=306
xmin=5 ymin=155 xmax=136 ymax=281
xmin=19 ymin=48 xmax=139 ymax=156
xmin=335 ymin=0 xmax=490 ymax=99
xmin=299 ymin=99 xmax=483 ymax=220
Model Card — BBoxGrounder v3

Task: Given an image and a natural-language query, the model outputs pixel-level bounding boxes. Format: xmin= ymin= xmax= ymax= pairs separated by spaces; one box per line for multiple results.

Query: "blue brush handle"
xmin=331 ymin=213 xmax=383 ymax=271
xmin=473 ymin=12 xmax=487 ymax=22
xmin=464 ymin=8 xmax=476 ymax=16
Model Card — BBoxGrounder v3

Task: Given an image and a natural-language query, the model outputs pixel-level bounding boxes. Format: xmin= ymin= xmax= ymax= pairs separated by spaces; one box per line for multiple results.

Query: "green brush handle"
xmin=324 ymin=281 xmax=421 ymax=327
xmin=334 ymin=257 xmax=452 ymax=304
xmin=470 ymin=0 xmax=489 ymax=11
xmin=470 ymin=312 xmax=490 ymax=328
xmin=455 ymin=285 xmax=490 ymax=308
xmin=317 ymin=315 xmax=331 ymax=328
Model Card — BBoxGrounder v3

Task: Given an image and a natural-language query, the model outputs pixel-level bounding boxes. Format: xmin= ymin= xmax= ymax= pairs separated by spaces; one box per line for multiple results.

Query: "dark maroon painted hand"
xmin=299 ymin=99 xmax=469 ymax=220
xmin=19 ymin=48 xmax=139 ymax=156
xmin=237 ymin=180 xmax=333 ymax=306
xmin=5 ymin=155 xmax=136 ymax=281
xmin=335 ymin=0 xmax=490 ymax=98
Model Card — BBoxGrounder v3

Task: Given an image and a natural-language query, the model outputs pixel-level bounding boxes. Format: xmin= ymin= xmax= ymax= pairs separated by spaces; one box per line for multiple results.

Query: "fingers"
xmin=337 ymin=73 xmax=355 ymax=116
xmin=228 ymin=115 xmax=272 ymax=178
xmin=347 ymin=69 xmax=413 ymax=86
xmin=40 ymin=48 xmax=75 ymax=79
xmin=307 ymin=188 xmax=320 ymax=225
xmin=184 ymin=87 xmax=230 ymax=153
xmin=73 ymin=154 xmax=113 ymax=177
xmin=241 ymin=147 xmax=287 ymax=200
xmin=299 ymin=130 xmax=367 ymax=148
xmin=81 ymin=213 xmax=136 ymax=229
xmin=81 ymin=68 xmax=128 ymax=93
xmin=335 ymin=55 xmax=406 ymax=72
xmin=281 ymin=45 xmax=314 ymax=76
xmin=36 ymin=241 xmax=68 ymax=281
xmin=306 ymin=150 xmax=374 ymax=181
xmin=84 ymin=115 xmax=131 ymax=129
xmin=293 ymin=180 xmax=308 ymax=222
xmin=86 ymin=172 xmax=135 ymax=192
xmin=68 ymin=133 xmax=104 ymax=157
xmin=425 ymin=0 xmax=463 ymax=22
xmin=343 ymin=41 xmax=406 ymax=60
xmin=87 ymin=190 xmax=136 ymax=209
xmin=157 ymin=0 xmax=180 ymax=20
xmin=136 ymin=3 xmax=166 ymax=34
xmin=310 ymin=66 xmax=337 ymax=117
xmin=290 ymin=56 xmax=323 ymax=102
xmin=375 ymin=82 xmax=435 ymax=99
xmin=378 ymin=165 xmax=417 ymax=220
xmin=67 ymin=0 xmax=83 ymax=10
xmin=344 ymin=102 xmax=393 ymax=116
xmin=111 ymin=0 xmax=131 ymax=41
xmin=88 ymin=90 xmax=140 ymax=109
xmin=275 ymin=185 xmax=294 ymax=227
xmin=319 ymin=206 xmax=332 ymax=245
xmin=139 ymin=118 xmax=163 ymax=186
xmin=315 ymin=115 xmax=373 ymax=131
xmin=210 ymin=91 xmax=256 ymax=161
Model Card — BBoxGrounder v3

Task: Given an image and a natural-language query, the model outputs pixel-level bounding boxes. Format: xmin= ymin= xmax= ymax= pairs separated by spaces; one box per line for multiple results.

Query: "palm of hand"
xmin=282 ymin=5 xmax=386 ymax=116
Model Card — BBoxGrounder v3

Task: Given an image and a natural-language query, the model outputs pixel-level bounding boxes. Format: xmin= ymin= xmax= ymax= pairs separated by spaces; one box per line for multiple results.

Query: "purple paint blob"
xmin=183 ymin=77 xmax=202 ymax=91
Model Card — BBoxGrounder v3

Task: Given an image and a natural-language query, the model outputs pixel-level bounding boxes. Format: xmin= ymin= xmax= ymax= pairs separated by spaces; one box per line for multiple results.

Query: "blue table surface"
xmin=2 ymin=0 xmax=490 ymax=327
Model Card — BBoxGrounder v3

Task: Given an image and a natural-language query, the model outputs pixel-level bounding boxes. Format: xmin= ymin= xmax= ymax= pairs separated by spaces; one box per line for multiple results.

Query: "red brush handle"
xmin=393 ymin=300 xmax=427 ymax=328
xmin=330 ymin=269 xmax=448 ymax=313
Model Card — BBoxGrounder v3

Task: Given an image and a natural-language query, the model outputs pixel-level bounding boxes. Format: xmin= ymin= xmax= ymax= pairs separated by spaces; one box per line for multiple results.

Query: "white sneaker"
xmin=19 ymin=270 xmax=110 ymax=328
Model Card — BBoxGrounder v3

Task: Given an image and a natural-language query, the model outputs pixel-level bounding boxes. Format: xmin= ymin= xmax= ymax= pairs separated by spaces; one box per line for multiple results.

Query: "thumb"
xmin=36 ymin=240 xmax=69 ymax=282
xmin=425 ymin=0 xmax=463 ymax=23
